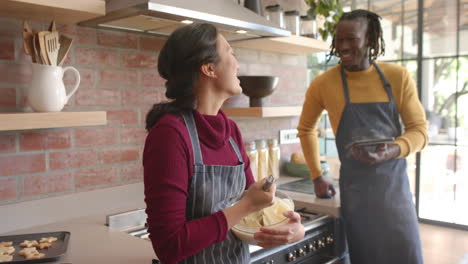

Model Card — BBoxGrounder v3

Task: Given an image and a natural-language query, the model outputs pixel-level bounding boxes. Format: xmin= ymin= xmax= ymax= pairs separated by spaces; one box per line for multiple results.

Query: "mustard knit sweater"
xmin=297 ymin=62 xmax=428 ymax=179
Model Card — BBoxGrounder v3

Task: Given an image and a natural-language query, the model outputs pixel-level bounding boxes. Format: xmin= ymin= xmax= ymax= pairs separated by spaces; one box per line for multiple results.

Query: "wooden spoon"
xmin=44 ymin=31 xmax=60 ymax=66
xmin=37 ymin=31 xmax=50 ymax=65
xmin=57 ymin=35 xmax=73 ymax=66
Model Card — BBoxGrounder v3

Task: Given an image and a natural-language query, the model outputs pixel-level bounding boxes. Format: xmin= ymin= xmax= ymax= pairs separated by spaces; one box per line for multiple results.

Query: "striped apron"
xmin=179 ymin=111 xmax=250 ymax=264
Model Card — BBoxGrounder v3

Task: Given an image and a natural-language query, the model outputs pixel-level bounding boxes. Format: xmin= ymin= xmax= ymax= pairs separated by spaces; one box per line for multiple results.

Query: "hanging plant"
xmin=304 ymin=0 xmax=344 ymax=41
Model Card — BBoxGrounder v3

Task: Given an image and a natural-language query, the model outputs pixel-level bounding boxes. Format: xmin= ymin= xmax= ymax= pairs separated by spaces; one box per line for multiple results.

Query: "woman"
xmin=143 ymin=23 xmax=304 ymax=264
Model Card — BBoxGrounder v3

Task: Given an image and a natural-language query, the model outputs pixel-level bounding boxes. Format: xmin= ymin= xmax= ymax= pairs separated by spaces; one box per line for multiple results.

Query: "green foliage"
xmin=305 ymin=0 xmax=343 ymax=41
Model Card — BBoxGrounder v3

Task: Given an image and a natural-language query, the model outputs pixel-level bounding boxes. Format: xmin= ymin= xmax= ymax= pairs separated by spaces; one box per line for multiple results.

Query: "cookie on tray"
xmin=0 ymin=255 xmax=13 ymax=262
xmin=19 ymin=247 xmax=38 ymax=256
xmin=0 ymin=246 xmax=14 ymax=255
xmin=39 ymin=237 xmax=58 ymax=243
xmin=0 ymin=242 xmax=12 ymax=248
xmin=20 ymin=240 xmax=39 ymax=248
xmin=37 ymin=242 xmax=52 ymax=249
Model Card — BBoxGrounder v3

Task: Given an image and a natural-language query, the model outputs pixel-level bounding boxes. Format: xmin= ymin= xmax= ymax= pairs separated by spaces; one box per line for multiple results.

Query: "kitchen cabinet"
xmin=223 ymin=106 xmax=302 ymax=118
xmin=0 ymin=111 xmax=107 ymax=131
xmin=231 ymin=35 xmax=329 ymax=55
xmin=0 ymin=0 xmax=105 ymax=24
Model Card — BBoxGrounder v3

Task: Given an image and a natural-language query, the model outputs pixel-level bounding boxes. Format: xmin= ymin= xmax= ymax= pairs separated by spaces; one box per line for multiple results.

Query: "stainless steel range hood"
xmin=79 ymin=0 xmax=291 ymax=42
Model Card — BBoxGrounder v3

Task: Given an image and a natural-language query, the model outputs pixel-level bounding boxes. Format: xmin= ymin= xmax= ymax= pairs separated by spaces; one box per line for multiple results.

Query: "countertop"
xmin=1 ymin=176 xmax=340 ymax=264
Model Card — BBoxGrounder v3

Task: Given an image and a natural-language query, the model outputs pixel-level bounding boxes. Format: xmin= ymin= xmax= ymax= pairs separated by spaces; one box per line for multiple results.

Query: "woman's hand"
xmin=253 ymin=211 xmax=305 ymax=248
xmin=241 ymin=178 xmax=276 ymax=212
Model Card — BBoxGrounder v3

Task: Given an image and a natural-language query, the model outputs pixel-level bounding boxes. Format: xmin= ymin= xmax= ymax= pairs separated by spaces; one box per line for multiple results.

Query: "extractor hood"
xmin=79 ymin=0 xmax=291 ymax=42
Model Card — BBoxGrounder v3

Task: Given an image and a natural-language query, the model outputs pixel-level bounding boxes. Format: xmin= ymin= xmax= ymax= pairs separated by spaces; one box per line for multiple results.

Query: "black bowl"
xmin=238 ymin=76 xmax=279 ymax=107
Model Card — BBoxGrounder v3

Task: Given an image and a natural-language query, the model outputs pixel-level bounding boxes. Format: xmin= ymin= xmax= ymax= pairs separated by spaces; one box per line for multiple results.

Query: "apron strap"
xmin=182 ymin=111 xmax=204 ymax=166
xmin=372 ymin=61 xmax=395 ymax=102
xmin=340 ymin=66 xmax=351 ymax=105
xmin=228 ymin=137 xmax=244 ymax=163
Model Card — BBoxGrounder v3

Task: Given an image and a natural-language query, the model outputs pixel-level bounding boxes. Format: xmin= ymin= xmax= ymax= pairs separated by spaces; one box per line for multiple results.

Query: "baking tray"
xmin=0 ymin=231 xmax=70 ymax=263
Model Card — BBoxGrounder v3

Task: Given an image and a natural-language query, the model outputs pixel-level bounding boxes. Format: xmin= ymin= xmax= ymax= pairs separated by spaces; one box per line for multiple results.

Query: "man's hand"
xmin=313 ymin=176 xmax=336 ymax=198
xmin=351 ymin=143 xmax=401 ymax=165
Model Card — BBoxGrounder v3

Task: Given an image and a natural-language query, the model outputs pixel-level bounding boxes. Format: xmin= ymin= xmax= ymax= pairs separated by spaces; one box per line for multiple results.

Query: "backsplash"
xmin=0 ymin=17 xmax=307 ymax=205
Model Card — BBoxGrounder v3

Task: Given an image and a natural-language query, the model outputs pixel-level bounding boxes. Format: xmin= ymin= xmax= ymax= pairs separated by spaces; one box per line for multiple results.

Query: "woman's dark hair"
xmin=329 ymin=9 xmax=385 ymax=62
xmin=145 ymin=23 xmax=219 ymax=131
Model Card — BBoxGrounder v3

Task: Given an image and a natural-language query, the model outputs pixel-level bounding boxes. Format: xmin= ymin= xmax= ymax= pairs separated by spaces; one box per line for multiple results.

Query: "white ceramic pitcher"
xmin=28 ymin=63 xmax=80 ymax=112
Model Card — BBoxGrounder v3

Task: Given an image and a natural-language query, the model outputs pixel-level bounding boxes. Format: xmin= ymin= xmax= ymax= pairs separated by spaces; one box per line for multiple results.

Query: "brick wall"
xmin=0 ymin=17 xmax=307 ymax=205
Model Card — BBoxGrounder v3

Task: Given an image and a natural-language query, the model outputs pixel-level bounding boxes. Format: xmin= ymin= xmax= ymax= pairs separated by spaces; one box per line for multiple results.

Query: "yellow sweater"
xmin=297 ymin=62 xmax=428 ymax=179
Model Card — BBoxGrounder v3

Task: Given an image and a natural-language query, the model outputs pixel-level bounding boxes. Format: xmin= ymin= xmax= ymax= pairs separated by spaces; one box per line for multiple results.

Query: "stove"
xmin=108 ymin=207 xmax=346 ymax=264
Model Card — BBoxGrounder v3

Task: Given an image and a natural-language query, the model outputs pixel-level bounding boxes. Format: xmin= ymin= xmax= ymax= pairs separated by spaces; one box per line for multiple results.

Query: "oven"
xmin=249 ymin=208 xmax=347 ymax=264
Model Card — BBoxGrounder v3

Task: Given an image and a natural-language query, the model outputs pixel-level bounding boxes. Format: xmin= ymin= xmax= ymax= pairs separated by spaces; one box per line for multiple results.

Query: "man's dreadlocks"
xmin=329 ymin=9 xmax=385 ymax=62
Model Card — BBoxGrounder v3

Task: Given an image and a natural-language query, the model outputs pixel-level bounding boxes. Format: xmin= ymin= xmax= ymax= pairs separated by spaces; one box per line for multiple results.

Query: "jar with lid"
xmin=245 ymin=141 xmax=259 ymax=182
xmin=284 ymin=10 xmax=300 ymax=35
xmin=255 ymin=139 xmax=269 ymax=181
xmin=300 ymin=15 xmax=318 ymax=39
xmin=265 ymin=4 xmax=284 ymax=29
xmin=267 ymin=138 xmax=281 ymax=179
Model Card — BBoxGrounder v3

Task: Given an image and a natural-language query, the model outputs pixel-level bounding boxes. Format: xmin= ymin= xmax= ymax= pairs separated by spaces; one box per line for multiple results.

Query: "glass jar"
xmin=300 ymin=15 xmax=318 ymax=39
xmin=284 ymin=10 xmax=300 ymax=35
xmin=245 ymin=141 xmax=259 ymax=182
xmin=267 ymin=138 xmax=281 ymax=179
xmin=256 ymin=139 xmax=269 ymax=181
xmin=265 ymin=4 xmax=284 ymax=29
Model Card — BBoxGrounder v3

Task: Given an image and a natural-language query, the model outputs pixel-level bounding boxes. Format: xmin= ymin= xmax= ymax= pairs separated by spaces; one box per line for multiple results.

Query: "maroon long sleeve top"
xmin=143 ymin=109 xmax=254 ymax=263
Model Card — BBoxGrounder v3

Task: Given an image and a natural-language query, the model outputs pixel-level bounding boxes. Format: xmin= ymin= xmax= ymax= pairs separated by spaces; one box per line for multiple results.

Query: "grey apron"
xmin=336 ymin=62 xmax=423 ymax=264
xmin=178 ymin=111 xmax=250 ymax=264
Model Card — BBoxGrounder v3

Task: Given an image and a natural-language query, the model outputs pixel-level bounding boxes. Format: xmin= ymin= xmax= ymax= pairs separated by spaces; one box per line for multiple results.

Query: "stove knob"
xmin=326 ymin=236 xmax=334 ymax=244
xmin=298 ymin=248 xmax=306 ymax=256
xmin=307 ymin=243 xmax=316 ymax=252
xmin=287 ymin=252 xmax=296 ymax=262
xmin=318 ymin=240 xmax=325 ymax=248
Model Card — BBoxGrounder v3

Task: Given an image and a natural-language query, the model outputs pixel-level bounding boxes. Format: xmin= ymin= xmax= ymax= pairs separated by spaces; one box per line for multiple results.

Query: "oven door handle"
xmin=324 ymin=257 xmax=343 ymax=264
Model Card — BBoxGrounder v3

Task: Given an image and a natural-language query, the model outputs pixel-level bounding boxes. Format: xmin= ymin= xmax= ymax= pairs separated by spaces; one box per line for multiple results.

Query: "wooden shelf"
xmin=223 ymin=107 xmax=302 ymax=118
xmin=0 ymin=111 xmax=107 ymax=131
xmin=1 ymin=0 xmax=105 ymax=24
xmin=231 ymin=35 xmax=330 ymax=55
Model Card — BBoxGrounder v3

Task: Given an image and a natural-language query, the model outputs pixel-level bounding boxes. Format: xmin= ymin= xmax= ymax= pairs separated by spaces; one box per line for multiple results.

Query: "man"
xmin=297 ymin=9 xmax=428 ymax=264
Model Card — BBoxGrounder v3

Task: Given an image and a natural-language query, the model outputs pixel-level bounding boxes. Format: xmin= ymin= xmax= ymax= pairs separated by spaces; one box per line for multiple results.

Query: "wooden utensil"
xmin=22 ymin=31 xmax=36 ymax=63
xmin=37 ymin=31 xmax=50 ymax=65
xmin=23 ymin=21 xmax=32 ymax=33
xmin=44 ymin=31 xmax=60 ymax=66
xmin=48 ymin=20 xmax=56 ymax=32
xmin=32 ymin=33 xmax=43 ymax=64
xmin=57 ymin=35 xmax=73 ymax=66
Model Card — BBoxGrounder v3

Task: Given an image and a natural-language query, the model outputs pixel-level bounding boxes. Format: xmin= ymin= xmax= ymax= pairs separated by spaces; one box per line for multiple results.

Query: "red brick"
xmin=75 ymin=166 xmax=120 ymax=188
xmin=106 ymin=109 xmax=138 ymax=125
xmin=122 ymin=52 xmax=157 ymax=69
xmin=97 ymin=30 xmax=138 ymax=49
xmin=0 ymin=63 xmax=32 ymax=83
xmin=15 ymin=39 xmax=32 ymax=63
xmin=75 ymin=47 xmax=119 ymax=67
xmin=57 ymin=24 xmax=77 ymax=36
xmin=140 ymin=36 xmax=166 ymax=52
xmin=75 ymin=128 xmax=118 ymax=147
xmin=64 ymin=67 xmax=95 ymax=87
xmin=75 ymin=88 xmax=121 ymax=106
xmin=99 ymin=69 xmax=138 ymax=86
xmin=76 ymin=28 xmax=97 ymax=45
xmin=100 ymin=146 xmax=139 ymax=164
xmin=23 ymin=172 xmax=73 ymax=196
xmin=0 ymin=18 xmax=22 ymax=38
xmin=0 ymin=134 xmax=15 ymax=154
xmin=0 ymin=178 xmax=16 ymax=200
xmin=122 ymin=89 xmax=162 ymax=106
xmin=141 ymin=71 xmax=166 ymax=88
xmin=50 ymin=149 xmax=98 ymax=170
xmin=248 ymin=64 xmax=273 ymax=75
xmin=0 ymin=88 xmax=16 ymax=107
xmin=0 ymin=39 xmax=15 ymax=60
xmin=20 ymin=131 xmax=71 ymax=151
xmin=121 ymin=163 xmax=143 ymax=182
xmin=0 ymin=154 xmax=45 ymax=176
xmin=121 ymin=127 xmax=147 ymax=144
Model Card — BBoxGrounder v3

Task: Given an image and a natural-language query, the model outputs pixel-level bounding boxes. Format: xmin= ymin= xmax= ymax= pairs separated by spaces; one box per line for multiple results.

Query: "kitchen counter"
xmin=1 ymin=176 xmax=340 ymax=263
xmin=277 ymin=175 xmax=341 ymax=218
